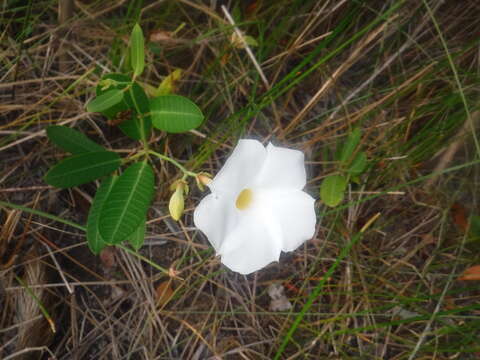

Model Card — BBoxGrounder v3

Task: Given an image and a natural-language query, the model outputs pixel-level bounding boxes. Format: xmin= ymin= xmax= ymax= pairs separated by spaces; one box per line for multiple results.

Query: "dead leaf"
xmin=156 ymin=280 xmax=174 ymax=306
xmin=155 ymin=69 xmax=183 ymax=96
xmin=389 ymin=306 xmax=420 ymax=320
xmin=149 ymin=30 xmax=175 ymax=43
xmin=458 ymin=265 xmax=480 ymax=281
xmin=246 ymin=1 xmax=259 ymax=17
xmin=451 ymin=203 xmax=469 ymax=233
xmin=444 ymin=296 xmax=456 ymax=310
xmin=220 ymin=52 xmax=231 ymax=65
xmin=268 ymin=283 xmax=292 ymax=312
xmin=99 ymin=247 xmax=115 ymax=269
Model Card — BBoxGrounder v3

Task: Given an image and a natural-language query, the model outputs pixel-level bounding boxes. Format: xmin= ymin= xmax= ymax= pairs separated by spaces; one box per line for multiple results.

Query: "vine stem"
xmin=116 ymin=244 xmax=170 ymax=276
xmin=126 ymin=85 xmax=149 ymax=152
xmin=148 ymin=150 xmax=196 ymax=177
xmin=123 ymin=150 xmax=148 ymax=164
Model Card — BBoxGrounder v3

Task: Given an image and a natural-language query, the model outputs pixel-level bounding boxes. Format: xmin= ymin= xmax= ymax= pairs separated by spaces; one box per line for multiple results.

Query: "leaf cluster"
xmin=44 ymin=24 xmax=205 ymax=254
xmin=320 ymin=128 xmax=369 ymax=207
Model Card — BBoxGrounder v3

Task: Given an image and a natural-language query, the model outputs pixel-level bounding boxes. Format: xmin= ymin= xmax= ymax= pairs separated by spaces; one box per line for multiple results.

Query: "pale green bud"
xmin=195 ymin=173 xmax=212 ymax=191
xmin=169 ymin=187 xmax=185 ymax=221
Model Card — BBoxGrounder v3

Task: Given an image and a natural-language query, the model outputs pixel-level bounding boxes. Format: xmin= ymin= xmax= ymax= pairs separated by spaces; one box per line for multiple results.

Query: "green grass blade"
xmin=99 ymin=161 xmax=154 ymax=244
xmin=86 ymin=175 xmax=117 ymax=254
xmin=422 ymin=0 xmax=480 ymax=159
xmin=15 ymin=274 xmax=56 ymax=333
xmin=44 ymin=151 xmax=121 ymax=188
xmin=273 ymin=232 xmax=363 ymax=360
xmin=46 ymin=125 xmax=105 ymax=154
xmin=0 ymin=201 xmax=86 ymax=231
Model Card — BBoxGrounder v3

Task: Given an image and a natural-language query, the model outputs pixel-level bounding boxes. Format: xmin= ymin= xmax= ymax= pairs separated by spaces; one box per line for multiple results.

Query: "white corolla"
xmin=194 ymin=139 xmax=317 ymax=275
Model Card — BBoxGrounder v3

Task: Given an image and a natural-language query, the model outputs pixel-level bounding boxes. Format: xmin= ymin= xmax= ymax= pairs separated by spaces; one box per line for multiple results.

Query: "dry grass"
xmin=1 ymin=0 xmax=480 ymax=359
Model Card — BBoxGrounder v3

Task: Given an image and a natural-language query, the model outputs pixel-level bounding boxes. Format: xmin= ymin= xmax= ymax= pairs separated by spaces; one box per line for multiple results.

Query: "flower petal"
xmin=208 ymin=139 xmax=266 ymax=195
xmin=253 ymin=143 xmax=306 ymax=189
xmin=218 ymin=209 xmax=282 ymax=275
xmin=193 ymin=193 xmax=238 ymax=252
xmin=258 ymin=189 xmax=316 ymax=252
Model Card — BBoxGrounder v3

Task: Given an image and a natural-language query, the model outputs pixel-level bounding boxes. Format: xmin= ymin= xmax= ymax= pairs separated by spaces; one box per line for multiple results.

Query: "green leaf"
xmin=320 ymin=174 xmax=348 ymax=207
xmin=130 ymin=23 xmax=145 ymax=77
xmin=95 ymin=74 xmax=152 ymax=141
xmin=96 ymin=73 xmax=130 ymax=94
xmin=117 ymin=116 xmax=142 ymax=140
xmin=99 ymin=161 xmax=155 ymax=244
xmin=127 ymin=218 xmax=146 ymax=250
xmin=155 ymin=69 xmax=182 ymax=96
xmin=86 ymin=89 xmax=124 ymax=113
xmin=150 ymin=95 xmax=204 ymax=133
xmin=338 ymin=128 xmax=362 ymax=164
xmin=96 ymin=74 xmax=141 ymax=140
xmin=244 ymin=35 xmax=259 ymax=47
xmin=96 ymin=73 xmax=131 ymax=119
xmin=44 ymin=151 xmax=121 ymax=188
xmin=86 ymin=176 xmax=117 ymax=254
xmin=46 ymin=125 xmax=105 ymax=154
xmin=469 ymin=215 xmax=480 ymax=241
xmin=347 ymin=151 xmax=367 ymax=175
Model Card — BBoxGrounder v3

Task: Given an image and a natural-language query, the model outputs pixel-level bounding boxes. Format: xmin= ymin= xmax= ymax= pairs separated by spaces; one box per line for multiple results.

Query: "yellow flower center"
xmin=235 ymin=188 xmax=253 ymax=210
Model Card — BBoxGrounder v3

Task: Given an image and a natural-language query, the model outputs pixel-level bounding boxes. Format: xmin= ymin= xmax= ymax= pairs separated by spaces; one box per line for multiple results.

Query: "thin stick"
xmin=4 ymin=346 xmax=57 ymax=360
xmin=221 ymin=5 xmax=270 ymax=89
xmin=0 ymin=113 xmax=89 ymax=153
xmin=42 ymin=243 xmax=74 ymax=294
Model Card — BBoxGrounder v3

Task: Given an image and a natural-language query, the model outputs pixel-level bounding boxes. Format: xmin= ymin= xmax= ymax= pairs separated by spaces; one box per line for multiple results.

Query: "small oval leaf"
xmin=155 ymin=68 xmax=182 ymax=96
xmin=320 ymin=174 xmax=348 ymax=207
xmin=150 ymin=95 xmax=204 ymax=133
xmin=44 ymin=151 xmax=121 ymax=188
xmin=348 ymin=151 xmax=367 ymax=175
xmin=47 ymin=125 xmax=105 ymax=154
xmin=86 ymin=176 xmax=117 ymax=254
xmin=131 ymin=23 xmax=145 ymax=77
xmin=338 ymin=128 xmax=362 ymax=164
xmin=87 ymin=89 xmax=124 ymax=113
xmin=99 ymin=161 xmax=155 ymax=244
xmin=458 ymin=265 xmax=480 ymax=281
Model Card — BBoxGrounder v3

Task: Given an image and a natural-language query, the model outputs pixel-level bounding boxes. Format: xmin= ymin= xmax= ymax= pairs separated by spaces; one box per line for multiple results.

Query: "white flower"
xmin=194 ymin=139 xmax=317 ymax=275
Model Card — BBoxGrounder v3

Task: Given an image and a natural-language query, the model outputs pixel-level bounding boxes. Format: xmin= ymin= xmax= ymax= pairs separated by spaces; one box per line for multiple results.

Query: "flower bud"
xmin=195 ymin=173 xmax=212 ymax=191
xmin=169 ymin=187 xmax=184 ymax=221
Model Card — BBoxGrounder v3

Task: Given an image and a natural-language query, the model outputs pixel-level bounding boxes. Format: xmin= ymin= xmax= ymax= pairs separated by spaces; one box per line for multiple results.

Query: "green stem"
xmin=0 ymin=200 xmax=86 ymax=231
xmin=123 ymin=150 xmax=149 ymax=164
xmin=116 ymin=244 xmax=169 ymax=275
xmin=127 ymin=84 xmax=149 ymax=152
xmin=148 ymin=150 xmax=196 ymax=177
xmin=15 ymin=275 xmax=56 ymax=333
